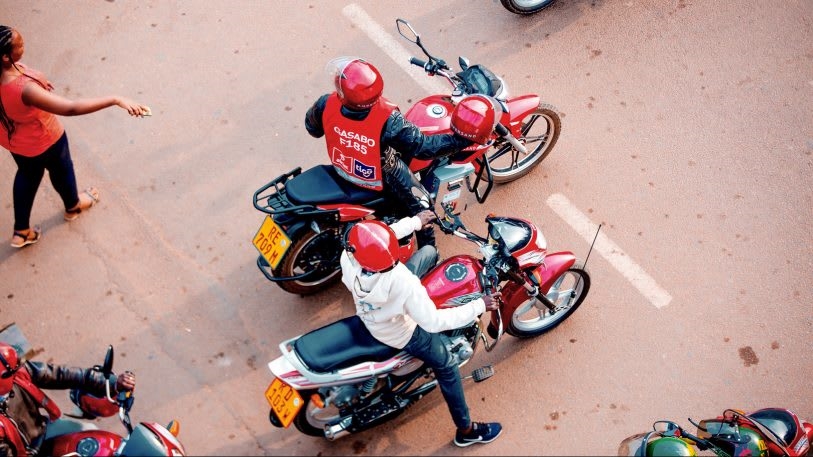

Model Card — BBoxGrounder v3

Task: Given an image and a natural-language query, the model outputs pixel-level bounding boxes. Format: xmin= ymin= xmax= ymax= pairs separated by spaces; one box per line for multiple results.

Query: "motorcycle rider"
xmin=306 ymin=57 xmax=495 ymax=249
xmin=340 ymin=213 xmax=503 ymax=447
xmin=0 ymin=342 xmax=136 ymax=456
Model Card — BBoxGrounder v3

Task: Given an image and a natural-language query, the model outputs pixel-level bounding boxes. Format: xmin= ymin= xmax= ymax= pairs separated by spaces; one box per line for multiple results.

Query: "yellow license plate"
xmin=265 ymin=378 xmax=304 ymax=428
xmin=253 ymin=216 xmax=292 ymax=269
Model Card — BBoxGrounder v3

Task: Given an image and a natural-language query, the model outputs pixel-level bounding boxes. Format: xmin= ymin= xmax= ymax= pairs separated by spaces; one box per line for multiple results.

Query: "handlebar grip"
xmin=410 ymin=57 xmax=428 ymax=68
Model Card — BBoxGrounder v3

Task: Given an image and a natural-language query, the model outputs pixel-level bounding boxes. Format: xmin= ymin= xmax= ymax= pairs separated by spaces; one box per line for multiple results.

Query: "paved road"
xmin=1 ymin=1 xmax=811 ymax=455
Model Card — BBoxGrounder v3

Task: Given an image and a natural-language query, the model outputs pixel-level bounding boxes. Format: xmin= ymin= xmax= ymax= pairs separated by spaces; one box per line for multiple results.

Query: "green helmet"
xmin=645 ymin=437 xmax=697 ymax=456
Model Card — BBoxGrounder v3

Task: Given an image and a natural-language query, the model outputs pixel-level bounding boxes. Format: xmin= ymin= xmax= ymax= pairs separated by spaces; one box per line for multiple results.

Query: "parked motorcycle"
xmin=501 ymin=0 xmax=557 ymax=15
xmin=618 ymin=408 xmax=812 ymax=457
xmin=252 ymin=18 xmax=561 ymax=296
xmin=263 ymin=203 xmax=591 ymax=440
xmin=41 ymin=345 xmax=187 ymax=456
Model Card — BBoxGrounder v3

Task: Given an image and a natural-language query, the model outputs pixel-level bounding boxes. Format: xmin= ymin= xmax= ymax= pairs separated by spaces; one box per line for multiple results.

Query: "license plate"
xmin=264 ymin=378 xmax=304 ymax=428
xmin=253 ymin=216 xmax=292 ymax=269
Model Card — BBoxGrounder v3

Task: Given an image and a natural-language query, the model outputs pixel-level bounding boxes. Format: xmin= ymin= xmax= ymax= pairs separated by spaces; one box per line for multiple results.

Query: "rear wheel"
xmin=272 ymin=228 xmax=343 ymax=296
xmin=488 ymin=103 xmax=561 ymax=183
xmin=507 ymin=261 xmax=590 ymax=337
xmin=500 ymin=0 xmax=557 ymax=15
xmin=293 ymin=391 xmax=342 ymax=437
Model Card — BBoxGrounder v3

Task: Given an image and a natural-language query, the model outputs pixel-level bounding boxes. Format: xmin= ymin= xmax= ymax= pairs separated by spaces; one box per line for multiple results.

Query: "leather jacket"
xmin=0 ymin=361 xmax=112 ymax=456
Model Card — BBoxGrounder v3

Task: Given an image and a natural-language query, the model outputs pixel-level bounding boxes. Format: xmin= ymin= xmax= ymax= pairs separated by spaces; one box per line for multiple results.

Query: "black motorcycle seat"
xmin=286 ymin=165 xmax=381 ymax=206
xmin=294 ymin=315 xmax=400 ymax=373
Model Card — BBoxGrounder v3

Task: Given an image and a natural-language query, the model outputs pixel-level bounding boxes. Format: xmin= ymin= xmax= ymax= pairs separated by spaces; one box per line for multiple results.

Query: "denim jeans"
xmin=402 ymin=325 xmax=471 ymax=430
xmin=402 ymin=245 xmax=470 ymax=430
xmin=10 ymin=132 xmax=78 ymax=231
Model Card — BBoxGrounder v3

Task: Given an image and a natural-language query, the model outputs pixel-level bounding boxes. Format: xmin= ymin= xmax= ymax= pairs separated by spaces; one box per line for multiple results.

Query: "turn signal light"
xmin=166 ymin=420 xmax=181 ymax=437
xmin=310 ymin=393 xmax=325 ymax=409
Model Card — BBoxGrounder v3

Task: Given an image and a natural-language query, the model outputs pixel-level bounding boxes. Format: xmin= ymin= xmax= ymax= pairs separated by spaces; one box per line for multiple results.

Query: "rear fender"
xmin=316 ymin=204 xmax=375 ymax=222
xmin=492 ymin=252 xmax=576 ymax=331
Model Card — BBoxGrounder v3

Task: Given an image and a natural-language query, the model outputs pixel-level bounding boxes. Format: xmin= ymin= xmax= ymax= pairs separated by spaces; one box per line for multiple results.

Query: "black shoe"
xmin=454 ymin=421 xmax=503 ymax=447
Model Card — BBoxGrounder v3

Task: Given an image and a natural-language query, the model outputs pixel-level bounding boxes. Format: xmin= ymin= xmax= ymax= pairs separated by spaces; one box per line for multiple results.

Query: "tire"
xmin=506 ymin=261 xmax=590 ymax=338
xmin=293 ymin=391 xmax=342 ymax=438
xmin=500 ymin=0 xmax=557 ymax=15
xmin=272 ymin=228 xmax=343 ymax=296
xmin=488 ymin=103 xmax=561 ymax=183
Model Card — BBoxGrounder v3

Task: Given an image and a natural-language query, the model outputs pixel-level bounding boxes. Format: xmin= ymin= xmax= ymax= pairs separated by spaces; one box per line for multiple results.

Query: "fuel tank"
xmin=421 ymin=255 xmax=483 ymax=309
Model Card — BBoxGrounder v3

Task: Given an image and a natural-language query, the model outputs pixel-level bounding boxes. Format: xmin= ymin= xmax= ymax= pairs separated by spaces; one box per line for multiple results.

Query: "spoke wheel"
xmin=487 ymin=103 xmax=561 ymax=183
xmin=273 ymin=228 xmax=343 ymax=296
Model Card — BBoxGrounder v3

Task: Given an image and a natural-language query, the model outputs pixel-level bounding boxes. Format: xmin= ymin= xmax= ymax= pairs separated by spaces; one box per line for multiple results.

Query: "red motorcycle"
xmin=263 ymin=203 xmax=591 ymax=439
xmin=251 ymin=18 xmax=561 ymax=296
xmin=41 ymin=346 xmax=187 ymax=457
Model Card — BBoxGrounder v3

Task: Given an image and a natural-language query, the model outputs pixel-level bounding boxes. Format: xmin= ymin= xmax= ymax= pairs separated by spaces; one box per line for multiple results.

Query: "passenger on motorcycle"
xmin=305 ymin=57 xmax=496 ymax=249
xmin=340 ymin=215 xmax=503 ymax=447
xmin=0 ymin=342 xmax=136 ymax=456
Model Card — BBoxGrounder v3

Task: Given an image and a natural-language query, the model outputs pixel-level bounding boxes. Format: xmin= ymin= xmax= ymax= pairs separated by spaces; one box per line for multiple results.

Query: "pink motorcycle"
xmin=263 ymin=203 xmax=591 ymax=439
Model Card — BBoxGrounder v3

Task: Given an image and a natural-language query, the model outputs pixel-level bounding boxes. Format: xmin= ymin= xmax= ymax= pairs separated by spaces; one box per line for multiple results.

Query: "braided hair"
xmin=0 ymin=25 xmax=48 ymax=147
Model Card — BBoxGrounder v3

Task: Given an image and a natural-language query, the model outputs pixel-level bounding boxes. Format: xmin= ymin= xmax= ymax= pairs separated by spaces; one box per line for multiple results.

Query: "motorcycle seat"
xmin=294 ymin=315 xmax=399 ymax=373
xmin=286 ymin=165 xmax=382 ymax=206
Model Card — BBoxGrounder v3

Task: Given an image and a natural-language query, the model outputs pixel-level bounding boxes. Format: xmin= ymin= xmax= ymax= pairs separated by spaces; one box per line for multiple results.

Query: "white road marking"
xmin=547 ymin=193 xmax=673 ymax=308
xmin=342 ymin=4 xmax=672 ymax=309
xmin=342 ymin=3 xmax=448 ymax=95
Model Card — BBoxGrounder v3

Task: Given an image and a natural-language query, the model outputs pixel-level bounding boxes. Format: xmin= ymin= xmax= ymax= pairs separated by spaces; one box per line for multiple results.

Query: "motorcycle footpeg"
xmin=470 ymin=365 xmax=495 ymax=383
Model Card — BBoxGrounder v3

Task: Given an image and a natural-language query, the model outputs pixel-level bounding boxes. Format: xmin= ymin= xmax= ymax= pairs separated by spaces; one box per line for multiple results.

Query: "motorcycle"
xmin=263 ymin=203 xmax=591 ymax=440
xmin=618 ymin=408 xmax=812 ymax=457
xmin=501 ymin=0 xmax=557 ymax=15
xmin=40 ymin=345 xmax=186 ymax=457
xmin=252 ymin=18 xmax=561 ymax=296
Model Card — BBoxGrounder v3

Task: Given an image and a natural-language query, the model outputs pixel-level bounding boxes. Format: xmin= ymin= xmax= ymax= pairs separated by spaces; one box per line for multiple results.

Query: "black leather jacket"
xmin=0 ymin=361 xmax=112 ymax=456
xmin=305 ymin=93 xmax=472 ymax=169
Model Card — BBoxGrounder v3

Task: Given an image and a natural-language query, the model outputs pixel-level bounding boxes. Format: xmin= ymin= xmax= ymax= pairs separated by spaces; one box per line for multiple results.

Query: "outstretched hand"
xmin=116 ymin=97 xmax=152 ymax=117
xmin=115 ymin=370 xmax=136 ymax=392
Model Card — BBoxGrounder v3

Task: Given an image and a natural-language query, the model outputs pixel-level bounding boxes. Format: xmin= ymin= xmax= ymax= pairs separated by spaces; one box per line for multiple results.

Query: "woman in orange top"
xmin=0 ymin=25 xmax=150 ymax=248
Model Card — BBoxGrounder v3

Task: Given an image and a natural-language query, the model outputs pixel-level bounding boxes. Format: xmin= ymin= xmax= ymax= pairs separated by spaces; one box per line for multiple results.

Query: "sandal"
xmin=65 ymin=187 xmax=100 ymax=221
xmin=10 ymin=226 xmax=42 ymax=248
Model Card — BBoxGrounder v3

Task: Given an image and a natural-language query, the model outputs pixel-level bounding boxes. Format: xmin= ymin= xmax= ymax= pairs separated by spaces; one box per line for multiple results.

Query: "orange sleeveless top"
xmin=0 ymin=63 xmax=64 ymax=156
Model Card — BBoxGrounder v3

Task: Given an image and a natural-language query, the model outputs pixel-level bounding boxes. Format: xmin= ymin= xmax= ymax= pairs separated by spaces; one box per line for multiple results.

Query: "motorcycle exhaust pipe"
xmin=324 ymin=417 xmax=353 ymax=441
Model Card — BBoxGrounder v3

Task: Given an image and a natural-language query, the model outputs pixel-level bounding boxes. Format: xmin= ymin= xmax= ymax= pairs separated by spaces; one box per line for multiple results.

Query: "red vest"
xmin=0 ymin=369 xmax=62 ymax=456
xmin=323 ymin=94 xmax=396 ymax=191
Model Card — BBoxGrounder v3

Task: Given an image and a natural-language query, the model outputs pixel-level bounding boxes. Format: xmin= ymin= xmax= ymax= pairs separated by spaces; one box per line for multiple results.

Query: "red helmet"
xmin=450 ymin=94 xmax=502 ymax=145
xmin=346 ymin=220 xmax=399 ymax=272
xmin=0 ymin=342 xmax=20 ymax=397
xmin=329 ymin=57 xmax=384 ymax=110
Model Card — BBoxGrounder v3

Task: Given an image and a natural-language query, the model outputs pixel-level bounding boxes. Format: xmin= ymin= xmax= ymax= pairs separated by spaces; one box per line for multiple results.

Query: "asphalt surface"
xmin=1 ymin=1 xmax=811 ymax=455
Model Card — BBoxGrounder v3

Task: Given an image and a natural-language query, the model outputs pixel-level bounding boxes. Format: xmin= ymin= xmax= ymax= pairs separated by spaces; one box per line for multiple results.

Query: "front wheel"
xmin=272 ymin=228 xmax=343 ymax=296
xmin=500 ymin=0 xmax=557 ymax=15
xmin=488 ymin=103 xmax=561 ymax=183
xmin=507 ymin=261 xmax=590 ymax=338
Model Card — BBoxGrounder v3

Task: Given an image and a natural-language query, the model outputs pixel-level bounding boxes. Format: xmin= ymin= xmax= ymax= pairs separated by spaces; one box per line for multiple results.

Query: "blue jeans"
xmin=10 ymin=132 xmax=79 ymax=231
xmin=402 ymin=325 xmax=471 ymax=430
xmin=402 ymin=245 xmax=471 ymax=430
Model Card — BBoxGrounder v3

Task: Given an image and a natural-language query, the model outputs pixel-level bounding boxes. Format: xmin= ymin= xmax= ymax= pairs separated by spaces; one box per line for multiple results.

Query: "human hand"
xmin=116 ymin=97 xmax=152 ymax=117
xmin=482 ymin=292 xmax=501 ymax=311
xmin=115 ymin=370 xmax=136 ymax=392
xmin=416 ymin=210 xmax=436 ymax=228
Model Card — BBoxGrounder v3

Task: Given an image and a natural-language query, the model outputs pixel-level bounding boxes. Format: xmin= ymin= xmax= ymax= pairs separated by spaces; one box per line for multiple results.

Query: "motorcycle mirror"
xmin=102 ymin=345 xmax=114 ymax=377
xmin=396 ymin=18 xmax=420 ymax=45
xmin=653 ymin=420 xmax=680 ymax=436
xmin=459 ymin=56 xmax=470 ymax=71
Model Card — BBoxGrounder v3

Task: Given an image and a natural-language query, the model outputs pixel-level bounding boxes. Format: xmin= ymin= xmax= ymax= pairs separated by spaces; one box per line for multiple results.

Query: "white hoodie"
xmin=340 ymin=215 xmax=486 ymax=349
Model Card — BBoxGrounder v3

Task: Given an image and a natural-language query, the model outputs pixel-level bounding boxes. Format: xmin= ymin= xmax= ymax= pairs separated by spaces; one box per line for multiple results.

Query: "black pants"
xmin=383 ymin=157 xmax=436 ymax=248
xmin=10 ymin=132 xmax=79 ymax=231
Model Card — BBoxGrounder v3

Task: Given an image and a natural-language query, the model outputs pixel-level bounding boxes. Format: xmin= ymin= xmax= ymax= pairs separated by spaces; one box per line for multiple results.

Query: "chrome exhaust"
xmin=324 ymin=417 xmax=353 ymax=441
